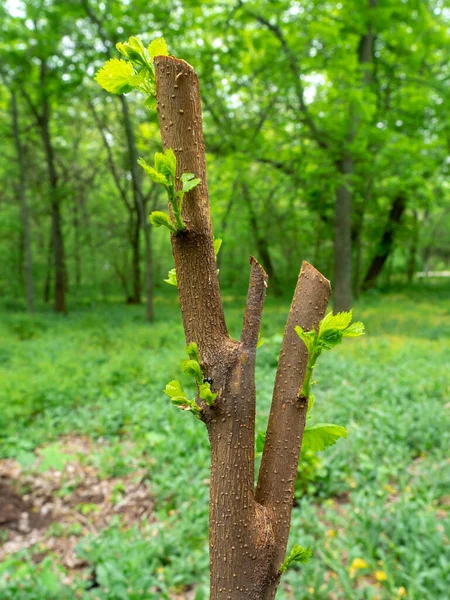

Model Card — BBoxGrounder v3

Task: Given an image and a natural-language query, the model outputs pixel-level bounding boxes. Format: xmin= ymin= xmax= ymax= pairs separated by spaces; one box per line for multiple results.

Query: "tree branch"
xmin=241 ymin=256 xmax=268 ymax=350
xmin=256 ymin=261 xmax=330 ymax=571
xmin=246 ymin=11 xmax=329 ymax=150
xmin=154 ymin=55 xmax=229 ymax=364
xmin=89 ymin=101 xmax=131 ymax=212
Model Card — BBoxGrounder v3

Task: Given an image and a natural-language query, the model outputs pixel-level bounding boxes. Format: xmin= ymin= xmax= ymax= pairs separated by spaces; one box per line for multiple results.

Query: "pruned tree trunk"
xmin=11 ymin=90 xmax=34 ymax=312
xmin=362 ymin=191 xmax=407 ymax=290
xmin=155 ymin=55 xmax=330 ymax=600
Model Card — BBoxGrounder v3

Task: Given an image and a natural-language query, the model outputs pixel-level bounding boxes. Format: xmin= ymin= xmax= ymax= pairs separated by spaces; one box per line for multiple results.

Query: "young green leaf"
xmin=318 ymin=311 xmax=365 ymax=349
xmin=94 ymin=58 xmax=136 ymax=94
xmin=116 ymin=36 xmax=148 ymax=66
xmin=163 ymin=380 xmax=185 ymax=399
xmin=320 ymin=310 xmax=353 ymax=332
xmin=164 ymin=268 xmax=178 ymax=286
xmin=181 ymin=359 xmax=203 ymax=383
xmin=256 ymin=331 xmax=265 ymax=349
xmin=149 ymin=211 xmax=176 ymax=232
xmin=180 ymin=172 xmax=201 ymax=193
xmin=302 ymin=423 xmax=347 ymax=453
xmin=343 ymin=321 xmax=365 ymax=337
xmin=199 ymin=382 xmax=217 ymax=406
xmin=155 ymin=149 xmax=176 ymax=181
xmin=280 ymin=545 xmax=313 ymax=573
xmin=294 ymin=325 xmax=317 ymax=354
xmin=138 ymin=158 xmax=169 ymax=186
xmin=148 ymin=37 xmax=169 ymax=59
xmin=213 ymin=238 xmax=223 ymax=258
xmin=317 ymin=327 xmax=344 ymax=349
xmin=186 ymin=342 xmax=200 ymax=363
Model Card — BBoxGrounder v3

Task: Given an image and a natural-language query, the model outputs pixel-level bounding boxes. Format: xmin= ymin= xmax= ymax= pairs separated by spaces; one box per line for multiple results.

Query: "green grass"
xmin=0 ymin=284 xmax=449 ymax=599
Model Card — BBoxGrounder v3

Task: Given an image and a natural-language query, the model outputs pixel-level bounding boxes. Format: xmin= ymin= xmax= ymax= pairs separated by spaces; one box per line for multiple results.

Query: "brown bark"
xmin=155 ymin=55 xmax=330 ymax=599
xmin=11 ymin=90 xmax=34 ymax=312
xmin=362 ymin=192 xmax=407 ymax=290
xmin=256 ymin=262 xmax=331 ymax=598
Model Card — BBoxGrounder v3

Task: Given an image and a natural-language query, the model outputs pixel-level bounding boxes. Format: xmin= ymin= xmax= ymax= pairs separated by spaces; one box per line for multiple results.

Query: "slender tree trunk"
xmin=11 ymin=91 xmax=34 ymax=312
xmin=352 ymin=187 xmax=371 ymax=299
xmin=73 ymin=194 xmax=82 ymax=290
xmin=37 ymin=68 xmax=66 ymax=312
xmin=129 ymin=215 xmax=141 ymax=304
xmin=406 ymin=210 xmax=419 ymax=284
xmin=362 ymin=192 xmax=407 ymax=290
xmin=43 ymin=223 xmax=53 ymax=304
xmin=142 ymin=198 xmax=154 ymax=321
xmin=119 ymin=96 xmax=154 ymax=318
xmin=155 ymin=55 xmax=330 ymax=600
xmin=333 ymin=0 xmax=377 ymax=311
xmin=334 ymin=154 xmax=353 ymax=311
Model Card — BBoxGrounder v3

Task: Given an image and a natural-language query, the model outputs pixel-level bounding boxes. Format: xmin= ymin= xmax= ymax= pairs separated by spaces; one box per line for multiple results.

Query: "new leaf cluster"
xmin=163 ymin=342 xmax=217 ymax=418
xmin=95 ymin=36 xmax=168 ymax=106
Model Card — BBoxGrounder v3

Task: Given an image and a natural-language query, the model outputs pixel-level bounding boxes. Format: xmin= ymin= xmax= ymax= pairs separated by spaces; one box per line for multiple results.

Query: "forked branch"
xmin=241 ymin=256 xmax=268 ymax=350
xmin=256 ymin=262 xmax=331 ymax=585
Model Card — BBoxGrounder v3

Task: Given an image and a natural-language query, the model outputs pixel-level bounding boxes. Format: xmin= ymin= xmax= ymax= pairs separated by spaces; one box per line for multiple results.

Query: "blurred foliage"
xmin=0 ymin=0 xmax=448 ymax=312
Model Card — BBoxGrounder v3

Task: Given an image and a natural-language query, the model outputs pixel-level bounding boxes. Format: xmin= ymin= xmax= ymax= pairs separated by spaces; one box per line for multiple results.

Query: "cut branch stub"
xmin=241 ymin=256 xmax=268 ymax=350
xmin=154 ymin=55 xmax=228 ymax=365
xmin=256 ymin=261 xmax=331 ymax=585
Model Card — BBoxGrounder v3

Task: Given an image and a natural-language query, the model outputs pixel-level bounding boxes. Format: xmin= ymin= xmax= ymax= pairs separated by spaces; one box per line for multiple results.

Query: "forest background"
xmin=0 ymin=1 xmax=449 ymax=599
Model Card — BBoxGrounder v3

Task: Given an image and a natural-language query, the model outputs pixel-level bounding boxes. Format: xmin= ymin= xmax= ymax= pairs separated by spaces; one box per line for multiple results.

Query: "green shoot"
xmin=296 ymin=310 xmax=365 ymax=404
xmin=293 ymin=310 xmax=365 ymax=454
xmin=163 ymin=380 xmax=201 ymax=418
xmin=95 ymin=36 xmax=169 ymax=107
xmin=162 ymin=343 xmax=217 ymax=416
xmin=141 ymin=149 xmax=201 ymax=233
xmin=280 ymin=545 xmax=313 ymax=573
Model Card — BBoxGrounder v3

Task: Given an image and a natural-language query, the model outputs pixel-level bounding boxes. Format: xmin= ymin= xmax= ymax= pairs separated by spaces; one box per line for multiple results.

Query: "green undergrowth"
xmin=0 ymin=285 xmax=449 ymax=599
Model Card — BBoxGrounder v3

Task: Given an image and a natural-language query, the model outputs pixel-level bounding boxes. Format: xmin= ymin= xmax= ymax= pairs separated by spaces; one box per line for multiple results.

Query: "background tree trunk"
xmin=406 ymin=210 xmax=419 ymax=284
xmin=11 ymin=91 xmax=34 ymax=312
xmin=334 ymin=153 xmax=353 ymax=311
xmin=362 ymin=192 xmax=406 ymax=290
xmin=333 ymin=0 xmax=377 ymax=310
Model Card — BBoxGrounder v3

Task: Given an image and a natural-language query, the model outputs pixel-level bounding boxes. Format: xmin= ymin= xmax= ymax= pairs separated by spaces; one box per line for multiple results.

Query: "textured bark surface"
xmin=256 ymin=262 xmax=331 ymax=598
xmin=155 ymin=55 xmax=330 ymax=599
